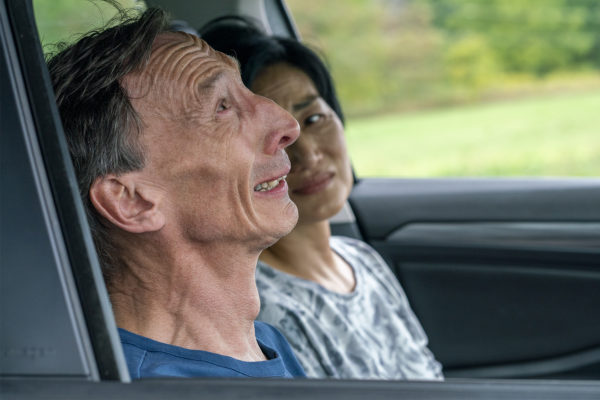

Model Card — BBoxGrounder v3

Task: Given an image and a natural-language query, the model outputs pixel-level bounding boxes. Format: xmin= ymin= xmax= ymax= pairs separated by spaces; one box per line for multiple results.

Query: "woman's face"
xmin=251 ymin=62 xmax=353 ymax=225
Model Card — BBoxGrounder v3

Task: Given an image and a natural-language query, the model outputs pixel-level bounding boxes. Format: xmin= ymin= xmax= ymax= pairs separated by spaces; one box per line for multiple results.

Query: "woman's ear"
xmin=89 ymin=174 xmax=165 ymax=233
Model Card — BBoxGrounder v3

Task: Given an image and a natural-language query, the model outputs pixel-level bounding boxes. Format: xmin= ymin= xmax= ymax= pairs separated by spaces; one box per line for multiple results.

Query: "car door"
xmin=349 ymin=176 xmax=600 ymax=379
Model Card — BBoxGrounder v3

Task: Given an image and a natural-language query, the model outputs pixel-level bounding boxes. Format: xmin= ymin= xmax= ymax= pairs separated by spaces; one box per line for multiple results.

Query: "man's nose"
xmin=260 ymin=96 xmax=300 ymax=155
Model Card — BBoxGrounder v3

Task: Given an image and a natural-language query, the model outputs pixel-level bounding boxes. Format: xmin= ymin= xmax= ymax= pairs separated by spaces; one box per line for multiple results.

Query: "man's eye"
xmin=217 ymin=99 xmax=230 ymax=113
xmin=304 ymin=114 xmax=322 ymax=126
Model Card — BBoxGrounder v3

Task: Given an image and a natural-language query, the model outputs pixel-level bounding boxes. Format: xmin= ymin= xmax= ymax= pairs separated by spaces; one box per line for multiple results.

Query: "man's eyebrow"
xmin=197 ymin=70 xmax=226 ymax=95
xmin=292 ymin=95 xmax=318 ymax=112
xmin=197 ymin=58 xmax=241 ymax=96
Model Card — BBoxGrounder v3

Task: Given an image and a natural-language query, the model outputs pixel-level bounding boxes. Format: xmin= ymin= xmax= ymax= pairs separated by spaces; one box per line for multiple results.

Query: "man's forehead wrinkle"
xmin=196 ymin=63 xmax=227 ymax=90
xmin=147 ymin=31 xmax=215 ymax=74
xmin=120 ymin=71 xmax=152 ymax=101
xmin=130 ymin=34 xmax=242 ymax=128
xmin=148 ymin=41 xmax=233 ymax=94
xmin=152 ymin=31 xmax=203 ymax=52
xmin=169 ymin=65 xmax=226 ymax=125
xmin=143 ymin=46 xmax=212 ymax=114
xmin=140 ymin=63 xmax=225 ymax=126
xmin=147 ymin=41 xmax=208 ymax=79
xmin=151 ymin=32 xmax=218 ymax=63
xmin=165 ymin=48 xmax=208 ymax=89
xmin=177 ymin=51 xmax=230 ymax=93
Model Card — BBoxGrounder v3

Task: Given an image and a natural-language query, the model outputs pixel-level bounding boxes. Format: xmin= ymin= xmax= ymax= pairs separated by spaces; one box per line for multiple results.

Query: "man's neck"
xmin=109 ymin=236 xmax=266 ymax=362
xmin=260 ymin=220 xmax=356 ymax=293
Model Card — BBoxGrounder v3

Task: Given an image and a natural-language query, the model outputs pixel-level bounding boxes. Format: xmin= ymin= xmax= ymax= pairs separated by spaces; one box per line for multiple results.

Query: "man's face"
xmin=123 ymin=33 xmax=299 ymax=248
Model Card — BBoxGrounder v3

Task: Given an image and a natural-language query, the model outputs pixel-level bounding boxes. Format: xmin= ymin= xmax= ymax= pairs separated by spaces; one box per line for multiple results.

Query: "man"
xmin=48 ymin=7 xmax=304 ymax=378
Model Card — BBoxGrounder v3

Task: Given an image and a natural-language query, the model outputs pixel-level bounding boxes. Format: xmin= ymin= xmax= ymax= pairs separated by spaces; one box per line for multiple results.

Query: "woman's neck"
xmin=260 ymin=220 xmax=355 ymax=293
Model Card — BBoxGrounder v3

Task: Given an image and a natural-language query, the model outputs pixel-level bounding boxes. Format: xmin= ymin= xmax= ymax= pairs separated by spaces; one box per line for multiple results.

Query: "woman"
xmin=201 ymin=18 xmax=442 ymax=380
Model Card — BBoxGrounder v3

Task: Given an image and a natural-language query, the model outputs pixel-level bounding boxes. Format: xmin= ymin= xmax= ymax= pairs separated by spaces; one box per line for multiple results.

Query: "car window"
xmin=33 ymin=0 xmax=146 ymax=52
xmin=286 ymin=0 xmax=600 ymax=178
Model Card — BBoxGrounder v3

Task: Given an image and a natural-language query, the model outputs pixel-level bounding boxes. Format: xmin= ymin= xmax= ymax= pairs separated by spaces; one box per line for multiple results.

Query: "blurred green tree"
xmin=288 ymin=0 xmax=444 ymax=115
xmin=34 ymin=0 xmax=144 ymax=52
xmin=287 ymin=0 xmax=600 ymax=116
xmin=428 ymin=0 xmax=596 ymax=76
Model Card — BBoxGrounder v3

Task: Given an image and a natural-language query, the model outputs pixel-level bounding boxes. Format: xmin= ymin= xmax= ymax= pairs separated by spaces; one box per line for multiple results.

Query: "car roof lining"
xmin=147 ymin=0 xmax=299 ymax=38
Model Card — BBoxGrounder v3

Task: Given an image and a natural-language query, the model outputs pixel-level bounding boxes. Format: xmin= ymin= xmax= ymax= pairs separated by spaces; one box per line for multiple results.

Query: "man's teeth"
xmin=254 ymin=175 xmax=286 ymax=192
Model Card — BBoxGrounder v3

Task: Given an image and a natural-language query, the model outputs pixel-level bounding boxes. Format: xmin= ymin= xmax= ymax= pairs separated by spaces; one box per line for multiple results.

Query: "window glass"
xmin=33 ymin=0 xmax=146 ymax=53
xmin=286 ymin=0 xmax=600 ymax=177
xmin=1 ymin=25 xmax=93 ymax=376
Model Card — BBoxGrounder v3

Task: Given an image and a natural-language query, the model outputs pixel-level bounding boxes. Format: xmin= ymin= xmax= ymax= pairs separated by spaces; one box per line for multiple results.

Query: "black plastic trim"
xmin=350 ymin=178 xmax=600 ymax=240
xmin=271 ymin=0 xmax=300 ymax=38
xmin=445 ymin=346 xmax=600 ymax=379
xmin=387 ymin=222 xmax=600 ymax=251
xmin=373 ymin=242 xmax=600 ymax=269
xmin=3 ymin=378 xmax=600 ymax=400
xmin=1 ymin=0 xmax=96 ymax=378
xmin=5 ymin=0 xmax=129 ymax=381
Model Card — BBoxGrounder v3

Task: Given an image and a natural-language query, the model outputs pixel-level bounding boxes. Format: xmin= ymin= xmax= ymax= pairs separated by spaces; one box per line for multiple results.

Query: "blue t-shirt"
xmin=119 ymin=321 xmax=306 ymax=379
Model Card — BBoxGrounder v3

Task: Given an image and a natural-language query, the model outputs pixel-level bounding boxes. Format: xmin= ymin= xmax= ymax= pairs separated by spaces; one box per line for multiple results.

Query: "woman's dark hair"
xmin=200 ymin=16 xmax=345 ymax=125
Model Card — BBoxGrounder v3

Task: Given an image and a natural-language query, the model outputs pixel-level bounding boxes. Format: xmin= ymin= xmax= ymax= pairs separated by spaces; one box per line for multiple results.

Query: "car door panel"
xmin=350 ymin=178 xmax=600 ymax=379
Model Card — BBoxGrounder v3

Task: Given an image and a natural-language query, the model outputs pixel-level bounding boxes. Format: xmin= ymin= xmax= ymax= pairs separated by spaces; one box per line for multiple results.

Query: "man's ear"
xmin=89 ymin=174 xmax=165 ymax=233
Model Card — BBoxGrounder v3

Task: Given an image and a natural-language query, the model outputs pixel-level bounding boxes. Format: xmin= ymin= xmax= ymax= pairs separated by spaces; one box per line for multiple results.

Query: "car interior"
xmin=2 ymin=0 xmax=600 ymax=398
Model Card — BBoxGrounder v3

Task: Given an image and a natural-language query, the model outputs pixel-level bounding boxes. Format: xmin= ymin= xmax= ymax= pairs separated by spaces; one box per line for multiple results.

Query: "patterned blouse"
xmin=256 ymin=236 xmax=443 ymax=379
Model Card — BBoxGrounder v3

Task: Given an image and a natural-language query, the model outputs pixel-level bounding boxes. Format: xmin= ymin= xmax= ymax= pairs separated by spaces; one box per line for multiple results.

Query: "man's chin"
xmin=257 ymin=201 xmax=299 ymax=249
xmin=279 ymin=201 xmax=299 ymax=235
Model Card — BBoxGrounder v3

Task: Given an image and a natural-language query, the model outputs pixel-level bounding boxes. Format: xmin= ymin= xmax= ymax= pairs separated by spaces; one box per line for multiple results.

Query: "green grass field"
xmin=345 ymin=90 xmax=600 ymax=177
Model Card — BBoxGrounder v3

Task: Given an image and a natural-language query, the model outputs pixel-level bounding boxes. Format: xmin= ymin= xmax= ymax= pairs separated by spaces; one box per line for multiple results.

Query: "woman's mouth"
xmin=292 ymin=172 xmax=334 ymax=195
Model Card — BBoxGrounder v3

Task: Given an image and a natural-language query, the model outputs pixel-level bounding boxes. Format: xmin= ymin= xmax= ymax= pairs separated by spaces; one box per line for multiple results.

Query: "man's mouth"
xmin=254 ymin=175 xmax=287 ymax=192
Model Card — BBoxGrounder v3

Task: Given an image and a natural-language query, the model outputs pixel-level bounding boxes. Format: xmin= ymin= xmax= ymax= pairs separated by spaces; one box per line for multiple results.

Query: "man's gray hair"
xmin=47 ymin=7 xmax=169 ymax=283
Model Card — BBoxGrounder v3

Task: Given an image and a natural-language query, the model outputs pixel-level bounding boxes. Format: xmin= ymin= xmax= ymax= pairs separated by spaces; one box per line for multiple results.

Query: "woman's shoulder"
xmin=330 ymin=236 xmax=404 ymax=295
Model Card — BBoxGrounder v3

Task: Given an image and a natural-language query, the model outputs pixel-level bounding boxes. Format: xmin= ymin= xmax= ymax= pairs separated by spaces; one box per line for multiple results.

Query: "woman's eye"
xmin=304 ymin=114 xmax=322 ymax=126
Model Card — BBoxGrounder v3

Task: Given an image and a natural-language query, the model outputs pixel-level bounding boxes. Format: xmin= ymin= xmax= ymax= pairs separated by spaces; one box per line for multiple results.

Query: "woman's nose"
xmin=289 ymin=136 xmax=323 ymax=172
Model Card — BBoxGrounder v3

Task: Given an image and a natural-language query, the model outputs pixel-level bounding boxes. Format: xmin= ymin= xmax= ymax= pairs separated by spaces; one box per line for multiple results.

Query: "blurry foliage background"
xmin=287 ymin=0 xmax=600 ymax=177
xmin=34 ymin=0 xmax=145 ymax=52
xmin=287 ymin=0 xmax=600 ymax=116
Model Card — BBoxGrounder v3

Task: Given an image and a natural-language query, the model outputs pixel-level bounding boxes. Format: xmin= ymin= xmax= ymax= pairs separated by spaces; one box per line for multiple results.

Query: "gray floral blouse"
xmin=256 ymin=236 xmax=443 ymax=379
